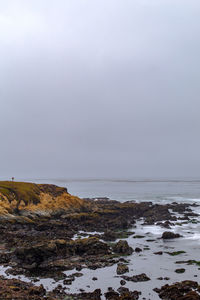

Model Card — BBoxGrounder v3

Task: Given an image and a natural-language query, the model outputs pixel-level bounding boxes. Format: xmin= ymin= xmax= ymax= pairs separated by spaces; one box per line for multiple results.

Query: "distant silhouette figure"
xmin=12 ymin=177 xmax=14 ymax=182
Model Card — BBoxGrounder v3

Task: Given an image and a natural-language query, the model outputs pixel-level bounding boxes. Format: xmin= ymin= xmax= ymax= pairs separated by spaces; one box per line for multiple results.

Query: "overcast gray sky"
xmin=1 ymin=0 xmax=200 ymax=179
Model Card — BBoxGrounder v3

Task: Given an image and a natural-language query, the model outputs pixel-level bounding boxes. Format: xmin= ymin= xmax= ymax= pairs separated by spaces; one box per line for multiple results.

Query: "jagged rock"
xmin=102 ymin=230 xmax=118 ymax=241
xmin=155 ymin=280 xmax=200 ymax=299
xmin=73 ymin=237 xmax=110 ymax=256
xmin=117 ymin=287 xmax=129 ymax=293
xmin=105 ymin=288 xmax=141 ymax=300
xmin=0 ymin=277 xmax=46 ymax=299
xmin=116 ymin=263 xmax=129 ymax=275
xmin=122 ymin=273 xmax=150 ymax=282
xmin=105 ymin=289 xmax=119 ymax=299
xmin=14 ymin=240 xmax=60 ymax=270
xmin=112 ymin=240 xmax=133 ymax=255
xmin=14 ymin=237 xmax=110 ymax=270
xmin=75 ymin=289 xmax=101 ymax=300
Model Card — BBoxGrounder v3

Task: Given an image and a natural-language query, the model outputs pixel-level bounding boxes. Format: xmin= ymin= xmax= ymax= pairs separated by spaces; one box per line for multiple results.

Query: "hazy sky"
xmin=1 ymin=0 xmax=200 ymax=179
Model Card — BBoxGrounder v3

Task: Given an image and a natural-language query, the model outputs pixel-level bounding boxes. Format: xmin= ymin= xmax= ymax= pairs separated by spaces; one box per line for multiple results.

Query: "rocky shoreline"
xmin=0 ymin=181 xmax=200 ymax=299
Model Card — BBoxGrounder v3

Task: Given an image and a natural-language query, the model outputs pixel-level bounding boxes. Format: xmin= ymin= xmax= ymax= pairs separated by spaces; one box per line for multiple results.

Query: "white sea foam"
xmin=186 ymin=233 xmax=200 ymax=241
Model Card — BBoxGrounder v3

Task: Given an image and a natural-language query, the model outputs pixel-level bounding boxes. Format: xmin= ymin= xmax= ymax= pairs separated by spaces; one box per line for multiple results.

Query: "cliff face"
xmin=0 ymin=181 xmax=88 ymax=215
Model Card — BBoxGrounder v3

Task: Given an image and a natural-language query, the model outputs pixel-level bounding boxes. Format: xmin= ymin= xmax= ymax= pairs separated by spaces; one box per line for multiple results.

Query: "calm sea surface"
xmin=21 ymin=178 xmax=200 ymax=204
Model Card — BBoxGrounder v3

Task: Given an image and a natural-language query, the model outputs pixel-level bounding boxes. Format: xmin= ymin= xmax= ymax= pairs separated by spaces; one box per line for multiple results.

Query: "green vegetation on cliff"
xmin=0 ymin=181 xmax=40 ymax=206
xmin=0 ymin=181 xmax=86 ymax=215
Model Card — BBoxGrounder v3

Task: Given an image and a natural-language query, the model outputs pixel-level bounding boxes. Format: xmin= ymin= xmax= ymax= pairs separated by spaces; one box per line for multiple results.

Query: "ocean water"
xmin=2 ymin=177 xmax=200 ymax=299
xmin=25 ymin=178 xmax=200 ymax=204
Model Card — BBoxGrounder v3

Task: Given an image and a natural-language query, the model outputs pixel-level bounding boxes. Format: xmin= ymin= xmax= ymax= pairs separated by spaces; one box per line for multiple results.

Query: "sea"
xmin=1 ymin=177 xmax=200 ymax=299
xmin=20 ymin=177 xmax=200 ymax=204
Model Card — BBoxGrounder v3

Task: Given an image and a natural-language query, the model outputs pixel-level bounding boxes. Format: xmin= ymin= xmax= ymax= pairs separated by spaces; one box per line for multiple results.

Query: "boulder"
xmin=73 ymin=237 xmax=110 ymax=256
xmin=120 ymin=280 xmax=126 ymax=286
xmin=162 ymin=231 xmax=182 ymax=239
xmin=175 ymin=268 xmax=185 ymax=273
xmin=122 ymin=273 xmax=150 ymax=282
xmin=135 ymin=247 xmax=142 ymax=253
xmin=14 ymin=237 xmax=110 ymax=270
xmin=77 ymin=289 xmax=101 ymax=300
xmin=102 ymin=230 xmax=118 ymax=241
xmin=105 ymin=288 xmax=141 ymax=300
xmin=14 ymin=239 xmax=65 ymax=270
xmin=112 ymin=240 xmax=133 ymax=255
xmin=155 ymin=280 xmax=200 ymax=300
xmin=116 ymin=263 xmax=129 ymax=275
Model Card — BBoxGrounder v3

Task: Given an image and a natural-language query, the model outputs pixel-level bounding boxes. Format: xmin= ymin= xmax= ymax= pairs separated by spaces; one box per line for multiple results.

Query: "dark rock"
xmin=14 ymin=237 xmax=110 ymax=270
xmin=112 ymin=240 xmax=133 ymax=255
xmin=73 ymin=289 xmax=102 ymax=300
xmin=175 ymin=268 xmax=185 ymax=273
xmin=135 ymin=247 xmax=142 ymax=252
xmin=102 ymin=230 xmax=118 ymax=241
xmin=105 ymin=288 xmax=141 ymax=300
xmin=122 ymin=273 xmax=150 ymax=282
xmin=105 ymin=289 xmax=119 ymax=299
xmin=157 ymin=221 xmax=173 ymax=228
xmin=0 ymin=277 xmax=46 ymax=299
xmin=133 ymin=235 xmax=145 ymax=239
xmin=14 ymin=239 xmax=64 ymax=270
xmin=76 ymin=265 xmax=82 ymax=271
xmin=162 ymin=231 xmax=182 ymax=239
xmin=143 ymin=246 xmax=150 ymax=250
xmin=0 ymin=252 xmax=10 ymax=263
xmin=117 ymin=287 xmax=129 ymax=294
xmin=73 ymin=237 xmax=110 ymax=256
xmin=63 ymin=278 xmax=73 ymax=285
xmin=119 ymin=258 xmax=129 ymax=263
xmin=155 ymin=280 xmax=200 ymax=300
xmin=120 ymin=280 xmax=126 ymax=286
xmin=154 ymin=251 xmax=163 ymax=255
xmin=116 ymin=263 xmax=129 ymax=275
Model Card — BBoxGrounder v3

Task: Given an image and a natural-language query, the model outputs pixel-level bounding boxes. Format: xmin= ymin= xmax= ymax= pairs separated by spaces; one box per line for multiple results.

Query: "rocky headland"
xmin=0 ymin=181 xmax=199 ymax=299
